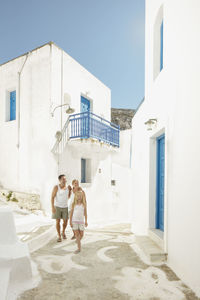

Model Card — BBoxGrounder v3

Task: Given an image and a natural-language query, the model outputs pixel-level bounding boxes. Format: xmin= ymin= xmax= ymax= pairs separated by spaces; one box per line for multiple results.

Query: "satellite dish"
xmin=64 ymin=93 xmax=71 ymax=105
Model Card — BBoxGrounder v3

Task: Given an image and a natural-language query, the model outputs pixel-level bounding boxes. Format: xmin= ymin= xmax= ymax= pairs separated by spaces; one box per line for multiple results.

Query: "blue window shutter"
xmin=81 ymin=158 xmax=86 ymax=183
xmin=10 ymin=91 xmax=16 ymax=121
xmin=160 ymin=20 xmax=164 ymax=71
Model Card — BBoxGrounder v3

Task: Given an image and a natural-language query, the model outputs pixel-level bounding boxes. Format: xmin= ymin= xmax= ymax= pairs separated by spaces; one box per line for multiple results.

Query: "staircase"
xmin=135 ymin=235 xmax=167 ymax=263
xmin=51 ymin=117 xmax=70 ymax=155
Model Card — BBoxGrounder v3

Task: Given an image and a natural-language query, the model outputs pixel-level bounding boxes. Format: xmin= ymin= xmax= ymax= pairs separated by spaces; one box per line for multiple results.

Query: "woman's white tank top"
xmin=72 ymin=204 xmax=85 ymax=224
xmin=55 ymin=185 xmax=69 ymax=208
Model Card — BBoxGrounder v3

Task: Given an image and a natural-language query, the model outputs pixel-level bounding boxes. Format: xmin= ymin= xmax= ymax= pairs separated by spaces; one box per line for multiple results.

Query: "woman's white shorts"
xmin=72 ymin=223 xmax=85 ymax=231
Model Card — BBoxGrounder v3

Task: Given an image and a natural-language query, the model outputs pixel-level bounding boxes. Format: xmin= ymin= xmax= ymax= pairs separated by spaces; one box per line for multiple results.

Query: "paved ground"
xmin=18 ymin=224 xmax=199 ymax=300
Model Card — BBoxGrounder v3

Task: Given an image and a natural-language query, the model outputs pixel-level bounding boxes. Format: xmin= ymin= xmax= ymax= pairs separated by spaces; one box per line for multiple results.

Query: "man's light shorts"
xmin=52 ymin=206 xmax=68 ymax=220
xmin=72 ymin=223 xmax=85 ymax=231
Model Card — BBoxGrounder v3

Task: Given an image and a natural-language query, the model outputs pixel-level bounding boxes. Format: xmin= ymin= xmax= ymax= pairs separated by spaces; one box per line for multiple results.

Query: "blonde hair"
xmin=72 ymin=191 xmax=86 ymax=209
xmin=72 ymin=179 xmax=79 ymax=185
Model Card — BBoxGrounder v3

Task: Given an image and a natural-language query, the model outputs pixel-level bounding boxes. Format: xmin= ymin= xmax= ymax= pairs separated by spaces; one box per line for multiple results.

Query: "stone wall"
xmin=111 ymin=108 xmax=135 ymax=130
xmin=0 ymin=189 xmax=41 ymax=211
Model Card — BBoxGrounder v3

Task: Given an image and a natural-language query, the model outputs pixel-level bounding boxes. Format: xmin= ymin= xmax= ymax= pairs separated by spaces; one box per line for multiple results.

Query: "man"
xmin=51 ymin=174 xmax=72 ymax=242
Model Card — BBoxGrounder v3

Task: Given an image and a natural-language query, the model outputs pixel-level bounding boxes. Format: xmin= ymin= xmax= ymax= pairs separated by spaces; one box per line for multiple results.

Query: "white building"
xmin=0 ymin=42 xmax=132 ymax=224
xmin=131 ymin=0 xmax=200 ymax=296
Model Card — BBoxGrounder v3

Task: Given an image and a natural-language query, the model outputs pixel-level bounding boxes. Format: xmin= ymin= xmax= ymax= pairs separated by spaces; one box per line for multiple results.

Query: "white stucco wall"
xmin=131 ymin=0 xmax=200 ymax=295
xmin=112 ymin=129 xmax=132 ymax=168
xmin=0 ymin=45 xmax=57 ymax=200
xmin=0 ymin=43 xmax=132 ymax=225
xmin=49 ymin=44 xmax=120 ymax=223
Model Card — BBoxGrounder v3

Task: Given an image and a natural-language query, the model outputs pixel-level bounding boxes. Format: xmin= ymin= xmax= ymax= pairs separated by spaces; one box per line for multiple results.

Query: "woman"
xmin=70 ymin=190 xmax=88 ymax=253
xmin=68 ymin=179 xmax=87 ymax=239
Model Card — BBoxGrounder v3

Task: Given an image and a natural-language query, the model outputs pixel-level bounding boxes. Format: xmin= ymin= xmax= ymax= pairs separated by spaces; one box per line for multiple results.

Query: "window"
xmin=160 ymin=21 xmax=163 ymax=71
xmin=81 ymin=158 xmax=86 ymax=183
xmin=111 ymin=180 xmax=116 ymax=186
xmin=81 ymin=158 xmax=91 ymax=183
xmin=153 ymin=5 xmax=164 ymax=79
xmin=6 ymin=90 xmax=16 ymax=121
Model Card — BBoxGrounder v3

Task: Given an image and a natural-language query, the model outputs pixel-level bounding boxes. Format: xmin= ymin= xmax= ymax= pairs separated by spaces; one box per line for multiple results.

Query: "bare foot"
xmin=57 ymin=236 xmax=62 ymax=242
xmin=62 ymin=232 xmax=67 ymax=239
xmin=71 ymin=235 xmax=76 ymax=240
xmin=74 ymin=249 xmax=81 ymax=254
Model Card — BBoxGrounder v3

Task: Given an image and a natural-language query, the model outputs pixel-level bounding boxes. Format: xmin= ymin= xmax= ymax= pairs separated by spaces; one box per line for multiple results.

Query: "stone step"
xmin=135 ymin=235 xmax=167 ymax=263
xmin=28 ymin=225 xmax=56 ymax=253
xmin=0 ymin=261 xmax=10 ymax=300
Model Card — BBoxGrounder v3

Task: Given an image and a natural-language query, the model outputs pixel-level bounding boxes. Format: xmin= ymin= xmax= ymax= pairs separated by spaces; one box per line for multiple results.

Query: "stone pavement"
xmin=18 ymin=224 xmax=199 ymax=300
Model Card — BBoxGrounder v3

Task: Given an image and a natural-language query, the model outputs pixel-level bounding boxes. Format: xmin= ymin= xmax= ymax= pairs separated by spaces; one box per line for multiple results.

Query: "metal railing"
xmin=69 ymin=111 xmax=120 ymax=147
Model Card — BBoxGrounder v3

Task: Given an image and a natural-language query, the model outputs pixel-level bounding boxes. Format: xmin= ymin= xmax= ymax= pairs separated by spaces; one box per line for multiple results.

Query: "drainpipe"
xmin=61 ymin=50 xmax=63 ymax=131
xmin=57 ymin=50 xmax=64 ymax=175
xmin=16 ymin=52 xmax=30 ymax=189
xmin=17 ymin=52 xmax=30 ymax=148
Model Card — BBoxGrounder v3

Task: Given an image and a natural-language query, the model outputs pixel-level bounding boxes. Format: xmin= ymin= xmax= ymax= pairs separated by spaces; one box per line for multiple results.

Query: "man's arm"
xmin=51 ymin=185 xmax=58 ymax=213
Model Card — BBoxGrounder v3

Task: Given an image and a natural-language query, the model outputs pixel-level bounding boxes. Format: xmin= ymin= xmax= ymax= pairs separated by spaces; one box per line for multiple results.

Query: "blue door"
xmin=156 ymin=134 xmax=165 ymax=231
xmin=10 ymin=91 xmax=16 ymax=121
xmin=81 ymin=96 xmax=90 ymax=112
xmin=80 ymin=96 xmax=90 ymax=137
xmin=81 ymin=158 xmax=86 ymax=183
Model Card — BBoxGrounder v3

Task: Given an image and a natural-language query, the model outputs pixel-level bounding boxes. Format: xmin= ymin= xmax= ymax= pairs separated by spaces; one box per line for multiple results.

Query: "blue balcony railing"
xmin=69 ymin=111 xmax=120 ymax=147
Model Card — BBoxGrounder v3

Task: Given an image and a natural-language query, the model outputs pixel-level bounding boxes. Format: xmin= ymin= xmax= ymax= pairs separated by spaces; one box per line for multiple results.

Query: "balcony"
xmin=68 ymin=111 xmax=120 ymax=147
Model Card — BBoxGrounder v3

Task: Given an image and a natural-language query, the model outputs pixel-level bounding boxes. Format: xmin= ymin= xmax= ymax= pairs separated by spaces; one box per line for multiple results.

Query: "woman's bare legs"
xmin=74 ymin=230 xmax=81 ymax=252
xmin=71 ymin=229 xmax=76 ymax=239
xmin=80 ymin=230 xmax=84 ymax=240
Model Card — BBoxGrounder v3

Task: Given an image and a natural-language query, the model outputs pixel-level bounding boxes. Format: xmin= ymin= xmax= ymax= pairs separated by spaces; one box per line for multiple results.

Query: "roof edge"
xmin=0 ymin=41 xmax=59 ymax=67
xmin=0 ymin=41 xmax=111 ymax=91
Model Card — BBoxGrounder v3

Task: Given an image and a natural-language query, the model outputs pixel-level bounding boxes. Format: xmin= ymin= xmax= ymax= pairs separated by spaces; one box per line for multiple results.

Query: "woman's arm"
xmin=84 ymin=205 xmax=88 ymax=227
xmin=83 ymin=190 xmax=87 ymax=205
xmin=70 ymin=207 xmax=74 ymax=227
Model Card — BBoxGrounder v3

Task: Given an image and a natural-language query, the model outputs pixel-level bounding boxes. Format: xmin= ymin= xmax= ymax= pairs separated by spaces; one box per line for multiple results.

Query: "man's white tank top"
xmin=55 ymin=185 xmax=69 ymax=208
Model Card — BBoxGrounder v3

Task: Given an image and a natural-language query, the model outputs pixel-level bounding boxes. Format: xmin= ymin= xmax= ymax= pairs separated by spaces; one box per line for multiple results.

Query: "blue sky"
xmin=0 ymin=0 xmax=145 ymax=109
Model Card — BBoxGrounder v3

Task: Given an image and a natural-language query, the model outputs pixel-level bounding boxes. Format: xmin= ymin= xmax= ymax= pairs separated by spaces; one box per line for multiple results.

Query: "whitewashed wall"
xmin=0 ymin=45 xmax=57 ymax=199
xmin=131 ymin=0 xmax=200 ymax=295
xmin=0 ymin=43 xmax=133 ymax=225
xmin=50 ymin=43 xmax=117 ymax=222
xmin=0 ymin=43 xmax=112 ymax=206
xmin=112 ymin=129 xmax=132 ymax=168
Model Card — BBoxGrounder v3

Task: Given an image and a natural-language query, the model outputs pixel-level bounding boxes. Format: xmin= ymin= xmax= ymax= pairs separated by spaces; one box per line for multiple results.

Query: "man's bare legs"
xmin=62 ymin=219 xmax=68 ymax=239
xmin=56 ymin=219 xmax=61 ymax=242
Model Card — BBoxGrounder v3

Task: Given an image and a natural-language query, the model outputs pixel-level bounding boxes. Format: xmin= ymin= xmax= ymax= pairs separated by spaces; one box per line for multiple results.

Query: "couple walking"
xmin=51 ymin=174 xmax=88 ymax=253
